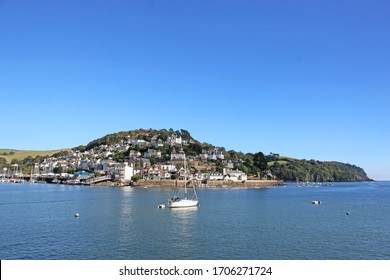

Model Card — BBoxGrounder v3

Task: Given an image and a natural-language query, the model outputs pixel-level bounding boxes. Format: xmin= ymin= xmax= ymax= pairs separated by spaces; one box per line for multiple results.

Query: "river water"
xmin=0 ymin=181 xmax=389 ymax=259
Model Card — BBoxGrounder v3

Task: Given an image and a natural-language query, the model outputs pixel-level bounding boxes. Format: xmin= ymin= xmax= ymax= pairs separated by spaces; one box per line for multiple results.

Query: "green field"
xmin=0 ymin=149 xmax=69 ymax=163
xmin=267 ymin=160 xmax=289 ymax=167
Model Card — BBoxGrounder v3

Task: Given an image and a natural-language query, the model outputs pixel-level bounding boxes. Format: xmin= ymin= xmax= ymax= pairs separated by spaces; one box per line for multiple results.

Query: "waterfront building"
xmin=113 ymin=162 xmax=134 ymax=182
xmin=223 ymin=168 xmax=248 ymax=182
xmin=208 ymin=173 xmax=224 ymax=181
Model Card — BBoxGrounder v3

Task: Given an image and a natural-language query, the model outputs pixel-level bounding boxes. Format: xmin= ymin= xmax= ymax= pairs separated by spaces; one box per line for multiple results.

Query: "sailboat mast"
xmin=184 ymin=154 xmax=187 ymax=198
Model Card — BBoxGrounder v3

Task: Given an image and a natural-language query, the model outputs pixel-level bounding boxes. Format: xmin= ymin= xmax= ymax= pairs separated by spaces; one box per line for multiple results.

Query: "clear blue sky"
xmin=0 ymin=0 xmax=389 ymax=180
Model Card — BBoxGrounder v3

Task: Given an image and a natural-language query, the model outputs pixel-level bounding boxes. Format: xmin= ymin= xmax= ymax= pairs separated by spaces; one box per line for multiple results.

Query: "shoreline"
xmin=130 ymin=179 xmax=284 ymax=188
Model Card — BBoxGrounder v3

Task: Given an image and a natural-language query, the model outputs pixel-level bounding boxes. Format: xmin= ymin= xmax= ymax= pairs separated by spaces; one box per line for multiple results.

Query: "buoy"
xmin=346 ymin=212 xmax=350 ymax=215
xmin=75 ymin=213 xmax=80 ymax=217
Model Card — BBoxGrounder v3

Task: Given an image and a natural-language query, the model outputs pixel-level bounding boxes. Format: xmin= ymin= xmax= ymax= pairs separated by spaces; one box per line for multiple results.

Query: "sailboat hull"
xmin=168 ymin=199 xmax=198 ymax=208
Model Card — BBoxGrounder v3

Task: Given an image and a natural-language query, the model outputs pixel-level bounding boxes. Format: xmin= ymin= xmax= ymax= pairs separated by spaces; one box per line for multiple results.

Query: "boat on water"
xmin=168 ymin=195 xmax=199 ymax=208
xmin=167 ymin=155 xmax=198 ymax=208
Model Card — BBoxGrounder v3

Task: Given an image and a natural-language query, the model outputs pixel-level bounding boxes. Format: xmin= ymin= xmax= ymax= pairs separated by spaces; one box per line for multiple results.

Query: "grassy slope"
xmin=0 ymin=149 xmax=69 ymax=163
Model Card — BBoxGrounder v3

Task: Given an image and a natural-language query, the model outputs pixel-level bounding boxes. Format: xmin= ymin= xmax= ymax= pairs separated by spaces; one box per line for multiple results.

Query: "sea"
xmin=0 ymin=181 xmax=389 ymax=260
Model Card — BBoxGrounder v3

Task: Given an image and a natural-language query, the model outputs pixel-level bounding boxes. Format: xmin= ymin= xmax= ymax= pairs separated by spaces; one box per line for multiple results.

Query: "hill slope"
xmin=1 ymin=129 xmax=372 ymax=182
xmin=268 ymin=156 xmax=370 ymax=182
xmin=0 ymin=149 xmax=69 ymax=162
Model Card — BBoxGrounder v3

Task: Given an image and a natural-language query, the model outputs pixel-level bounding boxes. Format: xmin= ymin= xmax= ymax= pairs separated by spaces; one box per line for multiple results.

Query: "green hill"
xmin=0 ymin=149 xmax=68 ymax=162
xmin=0 ymin=149 xmax=70 ymax=173
xmin=268 ymin=156 xmax=371 ymax=182
xmin=0 ymin=128 xmax=372 ymax=182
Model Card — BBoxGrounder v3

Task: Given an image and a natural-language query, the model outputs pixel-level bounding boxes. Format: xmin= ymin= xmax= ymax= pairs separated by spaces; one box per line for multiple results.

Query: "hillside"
xmin=0 ymin=149 xmax=69 ymax=162
xmin=78 ymin=128 xmax=371 ymax=182
xmin=268 ymin=156 xmax=371 ymax=182
xmin=0 ymin=129 xmax=372 ymax=182
xmin=0 ymin=149 xmax=70 ymax=173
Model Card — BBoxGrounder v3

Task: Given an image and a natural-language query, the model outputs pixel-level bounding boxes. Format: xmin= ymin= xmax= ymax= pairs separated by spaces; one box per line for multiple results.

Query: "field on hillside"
xmin=0 ymin=149 xmax=69 ymax=163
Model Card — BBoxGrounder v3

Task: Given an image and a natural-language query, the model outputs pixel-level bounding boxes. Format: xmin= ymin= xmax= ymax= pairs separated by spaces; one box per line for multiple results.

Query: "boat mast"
xmin=183 ymin=153 xmax=187 ymax=199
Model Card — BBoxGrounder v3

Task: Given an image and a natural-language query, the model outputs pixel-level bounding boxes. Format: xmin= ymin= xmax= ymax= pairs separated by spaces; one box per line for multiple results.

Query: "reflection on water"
xmin=165 ymin=207 xmax=199 ymax=259
xmin=170 ymin=207 xmax=198 ymax=237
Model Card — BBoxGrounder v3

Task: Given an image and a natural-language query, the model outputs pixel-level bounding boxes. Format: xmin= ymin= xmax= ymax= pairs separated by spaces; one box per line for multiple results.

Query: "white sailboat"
xmin=168 ymin=155 xmax=198 ymax=208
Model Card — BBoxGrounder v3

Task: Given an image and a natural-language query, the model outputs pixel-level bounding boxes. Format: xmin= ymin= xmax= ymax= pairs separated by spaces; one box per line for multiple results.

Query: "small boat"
xmin=311 ymin=200 xmax=321 ymax=204
xmin=157 ymin=204 xmax=166 ymax=209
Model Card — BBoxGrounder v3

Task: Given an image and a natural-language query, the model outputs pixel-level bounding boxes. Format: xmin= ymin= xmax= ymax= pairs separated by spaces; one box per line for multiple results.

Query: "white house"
xmin=168 ymin=134 xmax=182 ymax=145
xmin=208 ymin=173 xmax=224 ymax=181
xmin=216 ymin=151 xmax=225 ymax=160
xmin=223 ymin=169 xmax=247 ymax=182
xmin=159 ymin=164 xmax=176 ymax=172
xmin=114 ymin=162 xmax=134 ymax=182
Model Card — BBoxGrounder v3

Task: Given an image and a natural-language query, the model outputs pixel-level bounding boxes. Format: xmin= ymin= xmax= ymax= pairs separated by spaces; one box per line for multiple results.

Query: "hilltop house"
xmin=168 ymin=134 xmax=182 ymax=146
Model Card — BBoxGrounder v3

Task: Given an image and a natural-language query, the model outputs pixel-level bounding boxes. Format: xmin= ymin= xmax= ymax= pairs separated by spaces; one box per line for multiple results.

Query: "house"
xmin=208 ymin=173 xmax=224 ymax=181
xmin=152 ymin=140 xmax=164 ymax=148
xmin=147 ymin=165 xmax=160 ymax=179
xmin=223 ymin=169 xmax=247 ymax=182
xmin=129 ymin=150 xmax=141 ymax=158
xmin=216 ymin=151 xmax=225 ymax=160
xmin=131 ymin=139 xmax=150 ymax=146
xmin=159 ymin=164 xmax=177 ymax=172
xmin=144 ymin=149 xmax=162 ymax=158
xmin=170 ymin=147 xmax=186 ymax=162
xmin=222 ymin=160 xmax=234 ymax=169
xmin=177 ymin=167 xmax=189 ymax=180
xmin=200 ymin=151 xmax=208 ymax=160
xmin=160 ymin=171 xmax=172 ymax=180
xmin=113 ymin=162 xmax=134 ymax=182
xmin=200 ymin=147 xmax=224 ymax=160
xmin=168 ymin=134 xmax=182 ymax=145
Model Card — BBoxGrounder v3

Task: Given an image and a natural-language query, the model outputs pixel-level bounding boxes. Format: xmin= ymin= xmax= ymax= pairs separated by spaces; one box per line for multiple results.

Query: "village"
xmin=1 ymin=131 xmax=281 ymax=187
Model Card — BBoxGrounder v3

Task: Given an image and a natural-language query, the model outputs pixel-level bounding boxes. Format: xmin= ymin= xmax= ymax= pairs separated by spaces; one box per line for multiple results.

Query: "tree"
xmin=180 ymin=129 xmax=192 ymax=141
xmin=252 ymin=152 xmax=268 ymax=178
xmin=131 ymin=174 xmax=142 ymax=182
xmin=53 ymin=167 xmax=63 ymax=174
xmin=253 ymin=152 xmax=267 ymax=171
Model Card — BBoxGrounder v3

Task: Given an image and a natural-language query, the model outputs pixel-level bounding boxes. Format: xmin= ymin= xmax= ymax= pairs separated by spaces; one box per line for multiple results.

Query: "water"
xmin=1 ymin=181 xmax=389 ymax=260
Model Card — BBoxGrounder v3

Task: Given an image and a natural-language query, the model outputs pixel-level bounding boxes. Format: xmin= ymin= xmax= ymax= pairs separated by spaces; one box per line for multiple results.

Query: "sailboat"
xmin=167 ymin=155 xmax=198 ymax=208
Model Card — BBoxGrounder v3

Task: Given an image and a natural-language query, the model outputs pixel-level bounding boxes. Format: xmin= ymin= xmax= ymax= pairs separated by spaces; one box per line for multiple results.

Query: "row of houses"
xmin=35 ymin=154 xmax=247 ymax=183
xmin=114 ymin=163 xmax=247 ymax=183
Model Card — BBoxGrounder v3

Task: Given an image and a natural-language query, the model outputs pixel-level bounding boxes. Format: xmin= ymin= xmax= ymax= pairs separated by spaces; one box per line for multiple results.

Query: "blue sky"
xmin=0 ymin=0 xmax=389 ymax=180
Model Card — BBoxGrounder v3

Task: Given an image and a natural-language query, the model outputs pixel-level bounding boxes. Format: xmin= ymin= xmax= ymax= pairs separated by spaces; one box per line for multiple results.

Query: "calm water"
xmin=0 ymin=181 xmax=389 ymax=260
